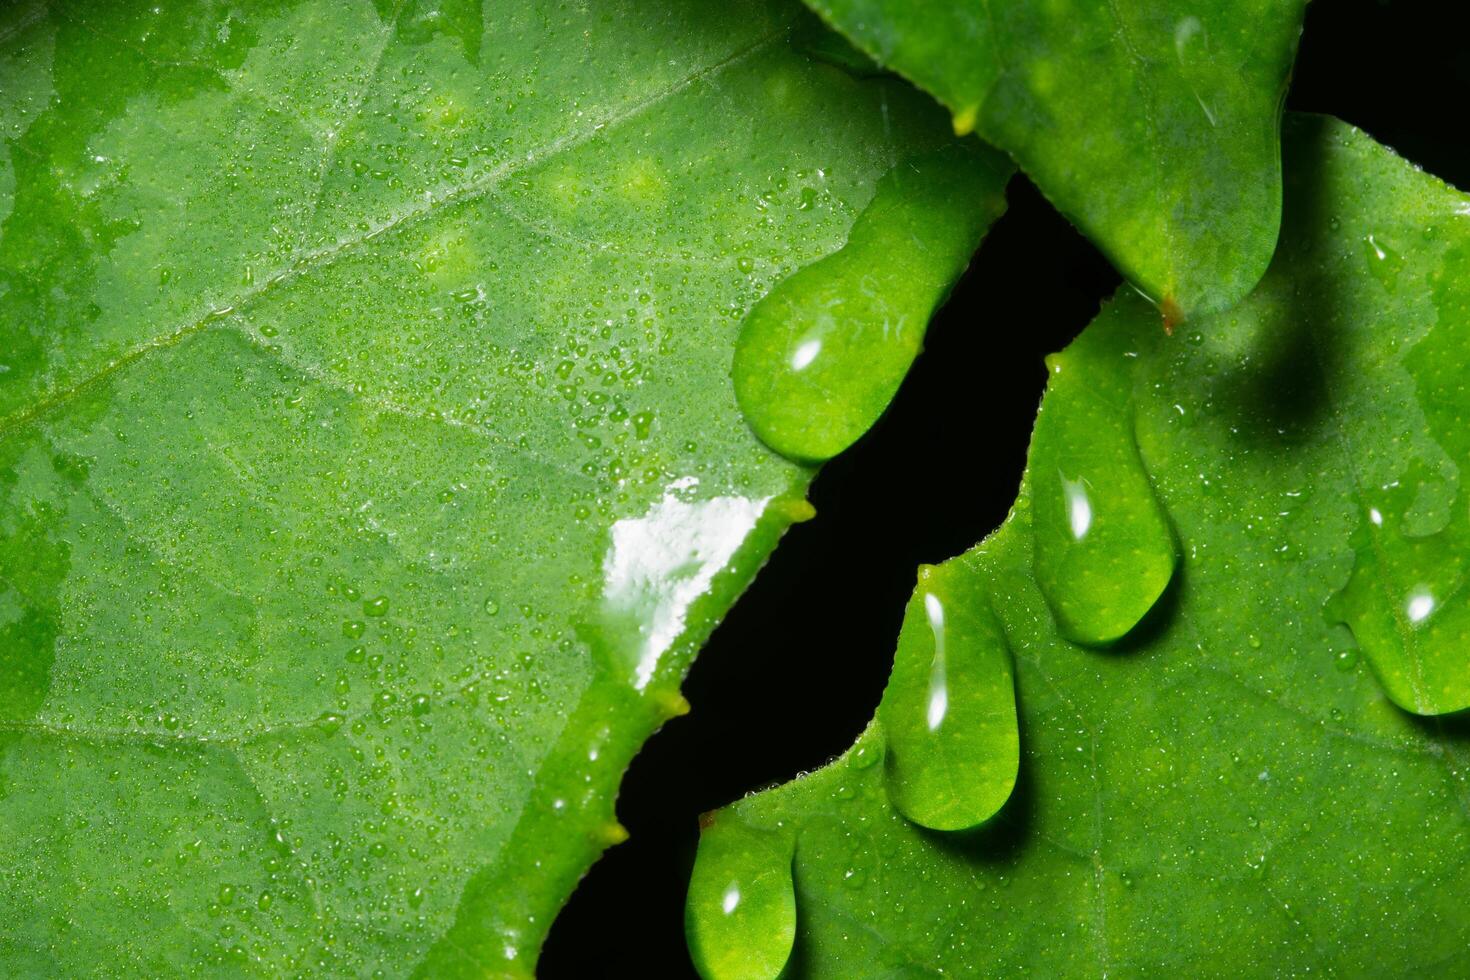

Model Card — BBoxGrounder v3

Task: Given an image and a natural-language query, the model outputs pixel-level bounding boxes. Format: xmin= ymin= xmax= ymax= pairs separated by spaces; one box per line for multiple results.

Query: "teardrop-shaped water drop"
xmin=1324 ymin=242 xmax=1470 ymax=716
xmin=1326 ymin=467 xmax=1470 ymax=715
xmin=878 ymin=559 xmax=1017 ymax=831
xmin=733 ymin=142 xmax=1012 ymax=462
xmin=686 ymin=817 xmax=796 ymax=980
xmin=1030 ymin=338 xmax=1177 ymax=646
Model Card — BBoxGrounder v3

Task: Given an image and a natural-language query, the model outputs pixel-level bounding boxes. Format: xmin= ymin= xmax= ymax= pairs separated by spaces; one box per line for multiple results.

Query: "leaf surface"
xmin=688 ymin=115 xmax=1470 ymax=977
xmin=800 ymin=0 xmax=1309 ymax=316
xmin=0 ymin=1 xmax=1007 ymax=973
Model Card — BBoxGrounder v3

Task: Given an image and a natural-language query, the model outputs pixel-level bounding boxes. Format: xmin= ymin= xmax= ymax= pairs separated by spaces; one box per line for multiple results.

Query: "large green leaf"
xmin=799 ymin=0 xmax=1309 ymax=318
xmin=687 ymin=115 xmax=1470 ymax=977
xmin=0 ymin=1 xmax=1011 ymax=973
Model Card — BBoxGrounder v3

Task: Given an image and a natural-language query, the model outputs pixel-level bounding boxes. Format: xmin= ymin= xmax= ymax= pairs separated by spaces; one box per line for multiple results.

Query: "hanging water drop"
xmin=732 ymin=143 xmax=1012 ymax=462
xmin=686 ymin=817 xmax=796 ymax=980
xmin=1030 ymin=332 xmax=1177 ymax=646
xmin=878 ymin=559 xmax=1018 ymax=831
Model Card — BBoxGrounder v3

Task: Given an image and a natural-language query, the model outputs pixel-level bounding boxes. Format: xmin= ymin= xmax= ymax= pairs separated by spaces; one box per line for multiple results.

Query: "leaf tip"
xmin=1161 ymin=295 xmax=1183 ymax=335
xmin=655 ymin=689 xmax=692 ymax=719
xmin=951 ymin=104 xmax=979 ymax=137
xmin=596 ymin=821 xmax=631 ymax=846
xmin=775 ymin=497 xmax=817 ymax=525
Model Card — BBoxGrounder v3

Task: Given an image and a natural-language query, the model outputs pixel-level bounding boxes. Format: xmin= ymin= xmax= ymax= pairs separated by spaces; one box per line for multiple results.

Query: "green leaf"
xmin=0 ymin=1 xmax=997 ymax=973
xmin=688 ymin=114 xmax=1470 ymax=977
xmin=799 ymin=0 xmax=1309 ymax=317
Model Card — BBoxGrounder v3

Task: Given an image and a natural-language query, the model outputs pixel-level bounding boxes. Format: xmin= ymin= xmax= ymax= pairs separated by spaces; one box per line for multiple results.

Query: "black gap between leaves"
xmin=541 ymin=2 xmax=1460 ymax=972
xmin=540 ymin=176 xmax=1114 ymax=978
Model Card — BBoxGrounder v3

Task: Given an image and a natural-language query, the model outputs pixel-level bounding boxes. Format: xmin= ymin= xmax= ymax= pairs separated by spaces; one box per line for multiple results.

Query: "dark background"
xmin=541 ymin=3 xmax=1470 ymax=974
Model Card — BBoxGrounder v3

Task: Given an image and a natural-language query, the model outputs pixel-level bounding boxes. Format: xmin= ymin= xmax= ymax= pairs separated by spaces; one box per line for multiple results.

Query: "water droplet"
xmin=1326 ymin=243 xmax=1470 ymax=714
xmin=1031 ymin=337 xmax=1177 ymax=646
xmin=1327 ymin=477 xmax=1468 ymax=713
xmin=849 ymin=741 xmax=880 ymax=770
xmin=1363 ymin=233 xmax=1404 ymax=291
xmin=686 ymin=818 xmax=796 ymax=980
xmin=732 ymin=143 xmax=1011 ymax=462
xmin=878 ymin=561 xmax=1018 ymax=831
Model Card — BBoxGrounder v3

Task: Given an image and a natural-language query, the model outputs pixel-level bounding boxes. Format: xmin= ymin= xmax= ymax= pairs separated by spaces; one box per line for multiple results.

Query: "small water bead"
xmin=732 ymin=142 xmax=1012 ymax=462
xmin=1030 ymin=326 xmax=1177 ymax=647
xmin=1363 ymin=233 xmax=1404 ymax=292
xmin=848 ymin=740 xmax=881 ymax=770
xmin=878 ymin=560 xmax=1018 ymax=832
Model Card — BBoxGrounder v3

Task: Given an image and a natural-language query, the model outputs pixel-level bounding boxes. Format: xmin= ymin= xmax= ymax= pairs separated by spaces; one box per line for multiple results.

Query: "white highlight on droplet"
xmin=721 ymin=883 xmax=741 ymax=915
xmin=924 ymin=592 xmax=948 ymax=731
xmin=603 ymin=485 xmax=770 ymax=689
xmin=1063 ymin=476 xmax=1092 ymax=541
xmin=1369 ymin=507 xmax=1383 ymax=527
xmin=791 ymin=338 xmax=822 ymax=371
xmin=1406 ymin=589 xmax=1436 ymax=625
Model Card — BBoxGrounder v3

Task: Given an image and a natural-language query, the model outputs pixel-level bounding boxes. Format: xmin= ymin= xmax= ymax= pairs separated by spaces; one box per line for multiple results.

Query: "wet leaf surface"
xmin=689 ymin=115 xmax=1470 ymax=977
xmin=0 ymin=0 xmax=992 ymax=973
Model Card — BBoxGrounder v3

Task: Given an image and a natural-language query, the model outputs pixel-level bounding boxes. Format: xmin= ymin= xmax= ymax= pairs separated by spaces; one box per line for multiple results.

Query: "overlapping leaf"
xmin=800 ymin=0 xmax=1310 ymax=317
xmin=0 ymin=0 xmax=1011 ymax=973
xmin=688 ymin=116 xmax=1470 ymax=977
